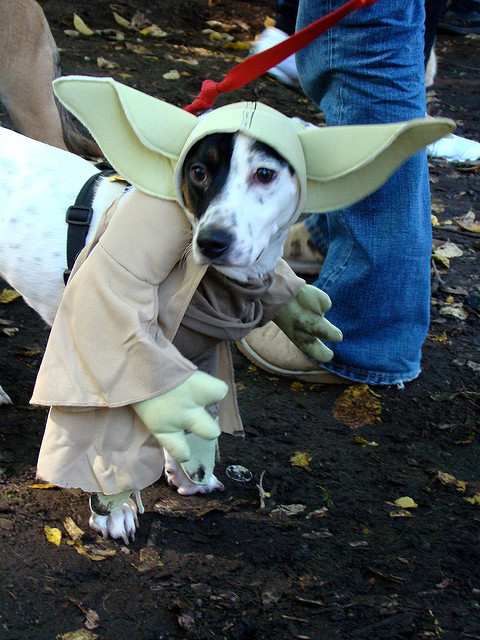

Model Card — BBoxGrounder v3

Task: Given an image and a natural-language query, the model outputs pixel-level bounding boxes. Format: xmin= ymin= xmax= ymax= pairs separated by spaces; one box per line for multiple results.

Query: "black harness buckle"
xmin=65 ymin=204 xmax=93 ymax=226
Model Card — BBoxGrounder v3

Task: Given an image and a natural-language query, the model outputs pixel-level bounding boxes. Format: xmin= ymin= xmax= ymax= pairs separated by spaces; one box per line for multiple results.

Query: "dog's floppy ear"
xmin=53 ymin=76 xmax=198 ymax=199
xmin=299 ymin=118 xmax=456 ymax=213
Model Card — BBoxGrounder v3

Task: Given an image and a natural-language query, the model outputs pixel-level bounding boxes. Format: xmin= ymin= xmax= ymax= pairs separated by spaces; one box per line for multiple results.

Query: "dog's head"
xmin=180 ymin=131 xmax=301 ymax=281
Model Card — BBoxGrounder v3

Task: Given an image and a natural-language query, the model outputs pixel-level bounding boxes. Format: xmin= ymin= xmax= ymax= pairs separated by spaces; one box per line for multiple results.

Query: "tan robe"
xmin=31 ymin=189 xmax=304 ymax=494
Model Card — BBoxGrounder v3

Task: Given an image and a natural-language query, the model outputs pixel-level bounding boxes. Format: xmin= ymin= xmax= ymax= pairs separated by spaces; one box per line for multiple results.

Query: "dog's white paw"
xmin=89 ymin=498 xmax=139 ymax=544
xmin=164 ymin=456 xmax=224 ymax=496
xmin=0 ymin=385 xmax=12 ymax=405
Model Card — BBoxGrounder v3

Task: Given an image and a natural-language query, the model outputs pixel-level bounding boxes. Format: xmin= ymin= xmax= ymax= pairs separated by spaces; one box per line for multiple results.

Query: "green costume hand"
xmin=273 ymin=284 xmax=343 ymax=362
xmin=132 ymin=371 xmax=228 ymax=463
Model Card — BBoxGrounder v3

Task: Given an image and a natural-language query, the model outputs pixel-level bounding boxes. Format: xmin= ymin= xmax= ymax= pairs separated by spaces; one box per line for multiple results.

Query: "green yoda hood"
xmin=53 ymin=75 xmax=455 ymax=219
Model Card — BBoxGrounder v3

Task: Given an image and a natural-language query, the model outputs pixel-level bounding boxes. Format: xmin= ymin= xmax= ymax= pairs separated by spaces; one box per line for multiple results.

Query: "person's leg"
xmin=293 ymin=0 xmax=430 ymax=385
xmin=275 ymin=0 xmax=300 ymax=35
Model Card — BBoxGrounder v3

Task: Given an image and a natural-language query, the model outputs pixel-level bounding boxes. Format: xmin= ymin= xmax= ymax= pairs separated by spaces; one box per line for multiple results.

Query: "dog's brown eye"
xmin=190 ymin=164 xmax=208 ymax=185
xmin=255 ymin=168 xmax=276 ymax=184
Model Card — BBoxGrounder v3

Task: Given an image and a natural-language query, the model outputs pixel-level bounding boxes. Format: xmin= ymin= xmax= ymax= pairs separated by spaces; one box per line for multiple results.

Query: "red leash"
xmin=183 ymin=0 xmax=380 ymax=114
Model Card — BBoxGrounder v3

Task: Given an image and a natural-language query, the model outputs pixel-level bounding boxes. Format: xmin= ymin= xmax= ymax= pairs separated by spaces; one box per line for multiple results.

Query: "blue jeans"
xmin=296 ymin=0 xmax=430 ymax=385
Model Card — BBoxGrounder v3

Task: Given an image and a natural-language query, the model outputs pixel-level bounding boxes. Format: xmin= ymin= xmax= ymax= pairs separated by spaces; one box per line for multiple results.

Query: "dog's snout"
xmin=196 ymin=228 xmax=233 ymax=260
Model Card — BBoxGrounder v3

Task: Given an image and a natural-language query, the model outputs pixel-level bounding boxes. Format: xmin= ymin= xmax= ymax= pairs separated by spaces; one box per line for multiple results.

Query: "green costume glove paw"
xmin=273 ymin=284 xmax=343 ymax=362
xmin=132 ymin=371 xmax=228 ymax=463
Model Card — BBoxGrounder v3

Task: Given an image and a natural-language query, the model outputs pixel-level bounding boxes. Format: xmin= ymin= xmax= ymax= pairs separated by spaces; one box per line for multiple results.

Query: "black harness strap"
xmin=64 ymin=167 xmax=116 ymax=284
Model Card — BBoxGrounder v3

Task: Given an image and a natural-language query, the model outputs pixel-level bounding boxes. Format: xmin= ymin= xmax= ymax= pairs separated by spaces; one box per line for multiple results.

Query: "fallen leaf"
xmin=84 ymin=609 xmax=100 ymax=630
xmin=45 ymin=525 xmax=62 ymax=546
xmin=2 ymin=327 xmax=18 ymax=337
xmin=125 ymin=42 xmax=151 ymax=55
xmin=333 ymin=384 xmax=382 ymax=428
xmin=163 ymin=70 xmax=181 ymax=80
xmin=63 ymin=517 xmax=84 ymax=542
xmin=352 ymin=436 xmax=379 ymax=447
xmin=439 ymin=303 xmax=469 ymax=320
xmin=73 ymin=542 xmax=116 ymax=561
xmin=202 ymin=29 xmax=234 ymax=43
xmin=28 ymin=482 xmax=57 ymax=489
xmin=457 ymin=215 xmax=480 ymax=234
xmin=436 ymin=471 xmax=467 ymax=493
xmin=97 ymin=57 xmax=118 ymax=69
xmin=112 ymin=12 xmax=133 ymax=29
xmin=139 ymin=25 xmax=168 ymax=37
xmin=290 ymin=451 xmax=312 ymax=468
xmin=394 ymin=496 xmax=418 ymax=509
xmin=467 ymin=361 xmax=480 ymax=373
xmin=224 ymin=41 xmax=251 ymax=51
xmin=290 ymin=381 xmax=305 ymax=391
xmin=464 ymin=493 xmax=480 ymax=505
xmin=428 ymin=331 xmax=449 ymax=343
xmin=433 ymin=240 xmax=463 ymax=259
xmin=270 ymin=503 xmax=306 ymax=517
xmin=133 ymin=547 xmax=163 ymax=572
xmin=0 ymin=288 xmax=21 ymax=304
xmin=73 ymin=14 xmax=95 ymax=36
xmin=56 ymin=631 xmax=99 ymax=640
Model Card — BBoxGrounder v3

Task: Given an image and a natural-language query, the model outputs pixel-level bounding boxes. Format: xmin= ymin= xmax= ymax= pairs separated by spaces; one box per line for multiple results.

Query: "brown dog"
xmin=0 ymin=0 xmax=101 ymax=157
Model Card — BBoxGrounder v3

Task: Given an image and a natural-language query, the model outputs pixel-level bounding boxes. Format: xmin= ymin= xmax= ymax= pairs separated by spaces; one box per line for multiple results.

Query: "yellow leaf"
xmin=290 ymin=451 xmax=312 ymax=468
xmin=28 ymin=482 xmax=57 ymax=489
xmin=436 ymin=471 xmax=467 ymax=493
xmin=63 ymin=517 xmax=84 ymax=542
xmin=432 ymin=253 xmax=450 ymax=268
xmin=112 ymin=11 xmax=133 ymax=29
xmin=73 ymin=14 xmax=95 ymax=36
xmin=464 ymin=493 xmax=480 ymax=505
xmin=56 ymin=631 xmax=99 ymax=640
xmin=290 ymin=381 xmax=304 ymax=391
xmin=73 ymin=542 xmax=116 ymax=561
xmin=224 ymin=41 xmax=251 ymax=51
xmin=457 ymin=218 xmax=480 ymax=234
xmin=394 ymin=496 xmax=418 ymax=509
xmin=445 ymin=295 xmax=455 ymax=304
xmin=0 ymin=288 xmax=21 ymax=304
xmin=139 ymin=25 xmax=168 ymax=37
xmin=428 ymin=331 xmax=449 ymax=343
xmin=454 ymin=433 xmax=475 ymax=445
xmin=45 ymin=525 xmax=62 ymax=546
xmin=352 ymin=436 xmax=379 ymax=447
xmin=333 ymin=384 xmax=382 ymax=428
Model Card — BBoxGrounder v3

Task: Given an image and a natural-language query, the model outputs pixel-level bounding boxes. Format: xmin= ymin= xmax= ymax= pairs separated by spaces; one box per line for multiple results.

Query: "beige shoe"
xmin=236 ymin=322 xmax=347 ymax=383
xmin=282 ymin=222 xmax=325 ymax=275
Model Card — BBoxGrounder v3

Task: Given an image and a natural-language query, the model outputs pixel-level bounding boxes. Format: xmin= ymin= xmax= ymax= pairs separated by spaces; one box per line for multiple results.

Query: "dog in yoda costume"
xmin=30 ymin=76 xmax=454 ymax=542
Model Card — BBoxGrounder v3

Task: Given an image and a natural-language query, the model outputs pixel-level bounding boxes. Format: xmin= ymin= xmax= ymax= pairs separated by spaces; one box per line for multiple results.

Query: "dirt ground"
xmin=0 ymin=1 xmax=479 ymax=639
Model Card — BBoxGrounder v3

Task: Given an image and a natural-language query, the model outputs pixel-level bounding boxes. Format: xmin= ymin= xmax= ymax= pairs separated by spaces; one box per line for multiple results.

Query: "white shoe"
xmin=427 ymin=133 xmax=480 ymax=163
xmin=251 ymin=27 xmax=300 ymax=88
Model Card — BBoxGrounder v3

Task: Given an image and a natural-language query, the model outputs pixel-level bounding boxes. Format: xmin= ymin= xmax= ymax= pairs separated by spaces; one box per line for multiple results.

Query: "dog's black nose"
xmin=196 ymin=228 xmax=233 ymax=260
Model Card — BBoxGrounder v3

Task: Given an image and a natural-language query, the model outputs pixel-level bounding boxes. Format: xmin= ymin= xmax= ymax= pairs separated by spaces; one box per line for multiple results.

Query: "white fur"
xmin=0 ymin=126 xmax=300 ymax=541
xmin=191 ymin=133 xmax=300 ymax=282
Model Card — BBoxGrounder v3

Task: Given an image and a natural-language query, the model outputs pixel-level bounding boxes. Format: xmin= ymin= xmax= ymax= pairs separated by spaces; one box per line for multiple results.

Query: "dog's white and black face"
xmin=182 ymin=132 xmax=301 ymax=282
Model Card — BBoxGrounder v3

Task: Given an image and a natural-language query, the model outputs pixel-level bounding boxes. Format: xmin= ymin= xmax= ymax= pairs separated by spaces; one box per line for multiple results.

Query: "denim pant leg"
xmin=296 ymin=0 xmax=430 ymax=385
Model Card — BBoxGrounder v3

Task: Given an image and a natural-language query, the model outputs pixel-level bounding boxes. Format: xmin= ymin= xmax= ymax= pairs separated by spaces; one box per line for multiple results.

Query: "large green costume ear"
xmin=53 ymin=76 xmax=198 ymax=200
xmin=300 ymin=118 xmax=456 ymax=212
